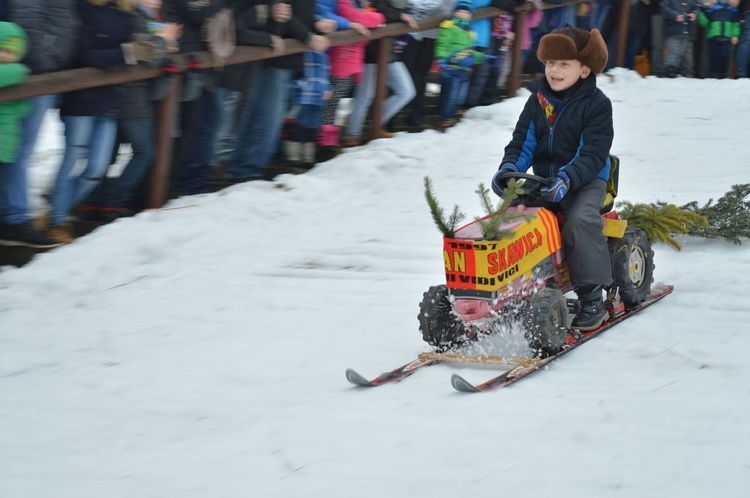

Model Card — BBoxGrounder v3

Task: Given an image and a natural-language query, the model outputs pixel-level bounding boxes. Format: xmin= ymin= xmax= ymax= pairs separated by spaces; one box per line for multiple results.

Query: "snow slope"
xmin=1 ymin=69 xmax=749 ymax=497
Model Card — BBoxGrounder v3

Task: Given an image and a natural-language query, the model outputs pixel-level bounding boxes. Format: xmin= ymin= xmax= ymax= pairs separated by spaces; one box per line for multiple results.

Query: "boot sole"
xmin=0 ymin=239 xmax=65 ymax=249
xmin=572 ymin=315 xmax=607 ymax=332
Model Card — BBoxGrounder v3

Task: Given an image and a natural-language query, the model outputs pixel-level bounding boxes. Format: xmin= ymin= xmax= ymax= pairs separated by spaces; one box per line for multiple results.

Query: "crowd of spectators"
xmin=0 ymin=0 xmax=746 ymax=249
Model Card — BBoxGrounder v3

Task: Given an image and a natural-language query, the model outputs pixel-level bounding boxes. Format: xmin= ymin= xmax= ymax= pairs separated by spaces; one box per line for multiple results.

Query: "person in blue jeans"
xmin=0 ymin=0 xmax=78 ymax=248
xmin=591 ymin=0 xmax=613 ymax=31
xmin=83 ymin=0 xmax=176 ymax=220
xmin=226 ymin=0 xmax=331 ymax=182
xmin=698 ymin=0 xmax=741 ymax=79
xmin=341 ymin=0 xmax=418 ymax=145
xmin=178 ymin=0 xmax=285 ymax=195
xmin=735 ymin=0 xmax=750 ymax=77
xmin=434 ymin=1 xmax=483 ymax=129
xmin=47 ymin=0 xmax=164 ymax=243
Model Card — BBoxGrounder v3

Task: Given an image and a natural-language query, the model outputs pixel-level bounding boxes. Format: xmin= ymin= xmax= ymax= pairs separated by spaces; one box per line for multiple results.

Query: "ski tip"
xmin=450 ymin=374 xmax=480 ymax=393
xmin=345 ymin=368 xmax=375 ymax=387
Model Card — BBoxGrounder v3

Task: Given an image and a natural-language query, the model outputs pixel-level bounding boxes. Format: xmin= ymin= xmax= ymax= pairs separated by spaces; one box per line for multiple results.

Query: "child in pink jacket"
xmin=318 ymin=0 xmax=385 ymax=148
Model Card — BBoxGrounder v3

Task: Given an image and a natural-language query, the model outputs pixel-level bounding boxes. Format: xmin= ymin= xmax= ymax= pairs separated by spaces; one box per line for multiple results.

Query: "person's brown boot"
xmin=379 ymin=127 xmax=395 ymax=139
xmin=46 ymin=222 xmax=75 ymax=244
xmin=341 ymin=135 xmax=362 ymax=148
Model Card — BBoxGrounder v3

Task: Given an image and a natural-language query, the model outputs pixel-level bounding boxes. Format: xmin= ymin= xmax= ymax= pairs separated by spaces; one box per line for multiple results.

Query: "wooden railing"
xmin=0 ymin=1 xmax=629 ymax=210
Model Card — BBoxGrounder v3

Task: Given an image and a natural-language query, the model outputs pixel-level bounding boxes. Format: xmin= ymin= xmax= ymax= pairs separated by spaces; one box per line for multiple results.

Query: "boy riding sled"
xmin=491 ymin=26 xmax=613 ymax=331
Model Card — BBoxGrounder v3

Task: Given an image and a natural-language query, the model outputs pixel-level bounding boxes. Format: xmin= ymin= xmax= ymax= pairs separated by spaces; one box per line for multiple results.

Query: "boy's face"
xmin=0 ymin=48 xmax=20 ymax=63
xmin=454 ymin=9 xmax=472 ymax=20
xmin=544 ymin=59 xmax=591 ymax=92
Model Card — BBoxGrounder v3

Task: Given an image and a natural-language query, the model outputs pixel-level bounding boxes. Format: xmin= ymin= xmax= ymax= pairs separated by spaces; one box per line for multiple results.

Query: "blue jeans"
xmin=227 ymin=66 xmax=293 ymax=180
xmin=0 ymin=94 xmax=57 ymax=224
xmin=345 ymin=61 xmax=415 ymax=137
xmin=181 ymin=87 xmax=228 ymax=195
xmin=294 ymin=104 xmax=324 ymax=142
xmin=606 ymin=31 xmax=645 ymax=71
xmin=440 ymin=69 xmax=470 ymax=119
xmin=735 ymin=14 xmax=750 ymax=77
xmin=464 ymin=47 xmax=489 ymax=109
xmin=590 ymin=0 xmax=612 ymax=31
xmin=215 ymin=89 xmax=241 ymax=162
xmin=50 ymin=115 xmax=116 ymax=225
xmin=90 ymin=117 xmax=155 ymax=208
xmin=708 ymin=38 xmax=731 ymax=77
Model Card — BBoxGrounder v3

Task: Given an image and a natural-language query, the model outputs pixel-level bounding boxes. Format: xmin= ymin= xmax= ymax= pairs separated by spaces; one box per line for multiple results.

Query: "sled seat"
xmin=601 ymin=155 xmax=620 ymax=214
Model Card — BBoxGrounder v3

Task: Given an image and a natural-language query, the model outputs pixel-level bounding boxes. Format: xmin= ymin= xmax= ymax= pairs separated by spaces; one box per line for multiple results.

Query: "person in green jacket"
xmin=434 ymin=0 xmax=483 ymax=130
xmin=698 ymin=0 xmax=741 ymax=78
xmin=0 ymin=21 xmax=29 ymax=165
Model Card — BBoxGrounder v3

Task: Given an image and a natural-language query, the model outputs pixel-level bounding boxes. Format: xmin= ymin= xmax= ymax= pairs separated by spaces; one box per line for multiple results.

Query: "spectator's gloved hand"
xmin=539 ymin=170 xmax=570 ymax=203
xmin=122 ymin=33 xmax=166 ymax=67
xmin=491 ymin=163 xmax=518 ymax=196
xmin=448 ymin=50 xmax=475 ymax=69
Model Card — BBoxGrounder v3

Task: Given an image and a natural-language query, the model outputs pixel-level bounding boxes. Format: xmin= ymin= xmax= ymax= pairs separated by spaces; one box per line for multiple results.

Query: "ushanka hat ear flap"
xmin=537 ymin=28 xmax=608 ymax=75
xmin=577 ymin=29 xmax=607 ymax=74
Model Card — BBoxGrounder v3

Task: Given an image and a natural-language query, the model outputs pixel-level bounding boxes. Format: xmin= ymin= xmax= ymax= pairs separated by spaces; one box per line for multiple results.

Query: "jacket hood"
xmin=0 ymin=21 xmax=29 ymax=58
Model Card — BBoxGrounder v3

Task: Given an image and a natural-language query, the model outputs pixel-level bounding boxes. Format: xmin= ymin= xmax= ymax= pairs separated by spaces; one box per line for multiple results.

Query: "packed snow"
xmin=2 ymin=68 xmax=749 ymax=497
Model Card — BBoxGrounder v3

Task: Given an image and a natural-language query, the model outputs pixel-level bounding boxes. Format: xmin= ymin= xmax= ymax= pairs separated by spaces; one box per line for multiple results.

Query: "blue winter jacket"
xmin=500 ymin=75 xmax=613 ymax=193
xmin=316 ymin=0 xmax=352 ymax=30
xmin=471 ymin=0 xmax=492 ymax=48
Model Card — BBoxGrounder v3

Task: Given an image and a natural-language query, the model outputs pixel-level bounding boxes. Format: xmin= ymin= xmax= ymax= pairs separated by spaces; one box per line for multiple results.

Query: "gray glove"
xmin=122 ymin=34 xmax=166 ymax=67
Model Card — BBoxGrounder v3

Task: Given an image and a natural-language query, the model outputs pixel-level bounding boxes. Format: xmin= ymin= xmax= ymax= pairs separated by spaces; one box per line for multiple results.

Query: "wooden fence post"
xmin=147 ymin=75 xmax=182 ymax=209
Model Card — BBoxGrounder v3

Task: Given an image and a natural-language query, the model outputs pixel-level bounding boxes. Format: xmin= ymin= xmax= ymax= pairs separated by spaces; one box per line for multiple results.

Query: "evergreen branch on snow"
xmin=424 ymin=176 xmax=465 ymax=238
xmin=680 ymin=184 xmax=750 ymax=245
xmin=474 ymin=180 xmax=530 ymax=240
xmin=617 ymin=201 xmax=708 ymax=251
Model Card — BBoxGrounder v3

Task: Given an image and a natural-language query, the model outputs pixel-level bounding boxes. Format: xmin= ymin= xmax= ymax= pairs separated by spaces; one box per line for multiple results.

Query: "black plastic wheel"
xmin=609 ymin=227 xmax=654 ymax=308
xmin=418 ymin=285 xmax=466 ymax=350
xmin=522 ymin=288 xmax=569 ymax=358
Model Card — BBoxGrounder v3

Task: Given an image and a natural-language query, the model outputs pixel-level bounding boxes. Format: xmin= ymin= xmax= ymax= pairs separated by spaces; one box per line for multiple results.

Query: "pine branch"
xmin=474 ymin=180 xmax=530 ymax=241
xmin=680 ymin=184 xmax=750 ymax=245
xmin=617 ymin=200 xmax=707 ymax=251
xmin=424 ymin=177 xmax=532 ymax=241
xmin=423 ymin=176 xmax=465 ymax=238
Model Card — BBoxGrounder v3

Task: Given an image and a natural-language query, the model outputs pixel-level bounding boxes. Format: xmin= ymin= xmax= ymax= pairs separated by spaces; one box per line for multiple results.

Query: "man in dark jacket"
xmin=226 ymin=0 xmax=331 ymax=182
xmin=0 ymin=0 xmax=79 ymax=248
xmin=492 ymin=27 xmax=614 ymax=331
xmin=161 ymin=0 xmax=225 ymax=197
xmin=180 ymin=0 xmax=286 ymax=195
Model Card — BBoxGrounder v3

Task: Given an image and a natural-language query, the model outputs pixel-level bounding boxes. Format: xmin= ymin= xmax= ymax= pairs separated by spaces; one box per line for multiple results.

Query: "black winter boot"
xmin=572 ymin=285 xmax=607 ymax=331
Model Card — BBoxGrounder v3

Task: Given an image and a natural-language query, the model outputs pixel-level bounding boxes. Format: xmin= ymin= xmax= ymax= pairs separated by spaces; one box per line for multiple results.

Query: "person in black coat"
xmin=180 ymin=0 xmax=286 ymax=195
xmin=46 ymin=0 xmax=164 ymax=243
xmin=83 ymin=0 xmax=175 ymax=219
xmin=160 ymin=0 xmax=224 ymax=197
xmin=226 ymin=0 xmax=331 ymax=181
xmin=492 ymin=27 xmax=614 ymax=331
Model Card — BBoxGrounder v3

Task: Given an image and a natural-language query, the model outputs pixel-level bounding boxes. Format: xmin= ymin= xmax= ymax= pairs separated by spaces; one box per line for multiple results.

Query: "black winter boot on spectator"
xmin=99 ymin=207 xmax=135 ymax=223
xmin=76 ymin=205 xmax=102 ymax=222
xmin=572 ymin=285 xmax=607 ymax=331
xmin=0 ymin=222 xmax=65 ymax=249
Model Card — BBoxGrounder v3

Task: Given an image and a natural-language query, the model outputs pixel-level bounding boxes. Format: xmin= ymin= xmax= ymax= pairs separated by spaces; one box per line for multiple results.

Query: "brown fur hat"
xmin=537 ymin=27 xmax=608 ymax=75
